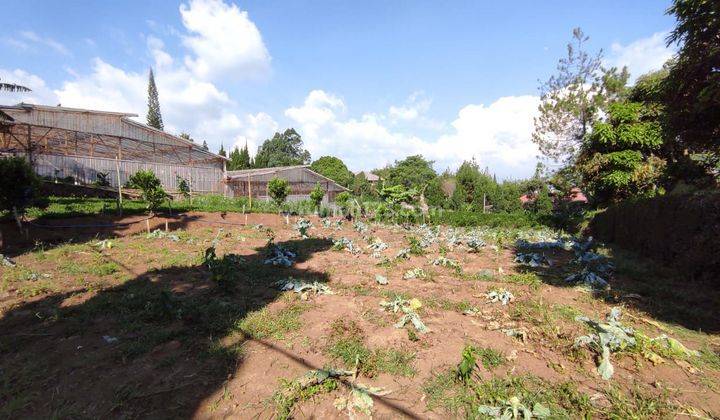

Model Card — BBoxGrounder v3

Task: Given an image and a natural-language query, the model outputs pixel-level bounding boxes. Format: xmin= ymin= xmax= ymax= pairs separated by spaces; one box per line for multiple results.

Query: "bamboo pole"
xmin=115 ymin=154 xmax=123 ymax=216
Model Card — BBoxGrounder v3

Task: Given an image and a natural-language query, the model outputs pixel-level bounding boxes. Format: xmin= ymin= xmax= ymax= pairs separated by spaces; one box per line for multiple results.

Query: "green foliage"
xmin=254 ymin=128 xmax=311 ymax=168
xmin=94 ymin=172 xmax=111 ymax=187
xmin=379 ymin=184 xmax=416 ymax=205
xmin=310 ymin=156 xmax=353 ymax=186
xmin=0 ymin=156 xmax=41 ymax=217
xmin=127 ymin=170 xmax=168 ymax=211
xmin=579 ymin=101 xmax=667 ymax=203
xmin=351 ymin=172 xmax=374 ymax=197
xmin=334 ymin=191 xmax=351 ymax=209
xmin=533 ymin=27 xmax=629 ymax=163
xmin=309 ymin=183 xmax=325 ymax=207
xmin=227 ymin=144 xmax=252 ymax=170
xmin=267 ymin=177 xmax=291 ymax=206
xmin=430 ymin=211 xmax=541 ymax=228
xmin=202 ymin=246 xmax=242 ymax=293
xmin=664 ymin=0 xmax=720 ymax=155
xmin=176 ymin=175 xmax=191 ymax=199
xmin=385 ymin=155 xmax=437 ymax=190
xmin=450 ymin=160 xmax=496 ymax=210
xmin=146 ymin=68 xmax=163 ymax=130
xmin=528 ymin=185 xmax=553 ymax=216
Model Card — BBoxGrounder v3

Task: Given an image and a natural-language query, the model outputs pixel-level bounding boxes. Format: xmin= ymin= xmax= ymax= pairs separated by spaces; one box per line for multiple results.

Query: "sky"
xmin=1 ymin=0 xmax=677 ymax=179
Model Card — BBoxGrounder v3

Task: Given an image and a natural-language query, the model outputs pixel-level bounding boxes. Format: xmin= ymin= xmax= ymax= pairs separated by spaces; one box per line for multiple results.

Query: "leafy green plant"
xmin=94 ymin=171 xmax=111 ymax=187
xmin=309 ymin=182 xmax=325 ymax=207
xmin=127 ymin=170 xmax=168 ymax=211
xmin=0 ymin=156 xmax=41 ymax=222
xmin=176 ymin=175 xmax=191 ymax=199
xmin=268 ymin=177 xmax=291 ymax=207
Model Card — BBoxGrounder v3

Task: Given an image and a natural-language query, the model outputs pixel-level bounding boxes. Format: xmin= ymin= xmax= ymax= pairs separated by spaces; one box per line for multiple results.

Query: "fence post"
xmin=115 ymin=154 xmax=123 ymax=216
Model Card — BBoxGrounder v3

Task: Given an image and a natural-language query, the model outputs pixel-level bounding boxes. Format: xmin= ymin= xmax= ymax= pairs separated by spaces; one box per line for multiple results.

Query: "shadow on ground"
xmin=512 ymin=243 xmax=720 ymax=334
xmin=1 ymin=236 xmax=335 ymax=418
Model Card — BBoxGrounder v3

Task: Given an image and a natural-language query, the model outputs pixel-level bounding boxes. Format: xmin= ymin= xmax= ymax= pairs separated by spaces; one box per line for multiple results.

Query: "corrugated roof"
xmin=0 ymin=102 xmax=227 ymax=161
xmin=226 ymin=165 xmax=349 ymax=191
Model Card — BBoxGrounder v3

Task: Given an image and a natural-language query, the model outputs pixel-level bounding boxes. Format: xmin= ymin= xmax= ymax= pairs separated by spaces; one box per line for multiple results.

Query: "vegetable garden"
xmin=1 ymin=211 xmax=718 ymax=418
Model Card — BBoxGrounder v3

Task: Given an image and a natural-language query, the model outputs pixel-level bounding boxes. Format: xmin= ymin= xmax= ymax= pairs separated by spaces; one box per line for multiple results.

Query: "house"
xmin=356 ymin=171 xmax=381 ymax=184
xmin=520 ymin=187 xmax=589 ymax=205
xmin=225 ymin=165 xmax=348 ymax=203
xmin=0 ymin=103 xmax=226 ymax=193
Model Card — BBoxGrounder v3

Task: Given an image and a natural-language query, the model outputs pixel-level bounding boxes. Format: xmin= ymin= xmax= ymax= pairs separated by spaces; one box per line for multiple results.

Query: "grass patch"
xmin=423 ymin=370 xmax=594 ymax=418
xmin=502 ymin=272 xmax=541 ymax=288
xmin=273 ymin=375 xmax=339 ymax=420
xmin=326 ymin=319 xmax=415 ymax=377
xmin=236 ymin=302 xmax=307 ymax=340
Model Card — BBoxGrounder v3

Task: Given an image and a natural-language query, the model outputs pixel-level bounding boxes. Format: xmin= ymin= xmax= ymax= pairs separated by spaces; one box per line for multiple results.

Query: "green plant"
xmin=335 ymin=191 xmax=351 ymax=210
xmin=127 ymin=170 xmax=168 ymax=211
xmin=176 ymin=175 xmax=191 ymax=199
xmin=309 ymin=182 xmax=325 ymax=207
xmin=268 ymin=177 xmax=291 ymax=207
xmin=0 ymin=156 xmax=41 ymax=223
xmin=94 ymin=171 xmax=111 ymax=187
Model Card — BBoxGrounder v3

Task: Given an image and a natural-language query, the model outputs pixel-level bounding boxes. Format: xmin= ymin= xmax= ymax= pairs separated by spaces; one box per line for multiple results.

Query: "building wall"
xmin=33 ymin=153 xmax=224 ymax=193
xmin=225 ymin=167 xmax=346 ymax=202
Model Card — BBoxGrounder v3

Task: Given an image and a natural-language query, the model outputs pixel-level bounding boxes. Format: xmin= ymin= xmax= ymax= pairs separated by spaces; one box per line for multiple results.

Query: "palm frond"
xmin=0 ymin=80 xmax=32 ymax=93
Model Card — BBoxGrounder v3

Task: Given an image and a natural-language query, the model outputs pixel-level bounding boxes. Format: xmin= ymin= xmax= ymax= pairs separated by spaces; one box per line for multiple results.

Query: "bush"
xmin=268 ymin=177 xmax=291 ymax=207
xmin=429 ymin=210 xmax=541 ymax=228
xmin=176 ymin=175 xmax=191 ymax=199
xmin=309 ymin=183 xmax=325 ymax=207
xmin=0 ymin=156 xmax=41 ymax=219
xmin=335 ymin=191 xmax=351 ymax=209
xmin=94 ymin=172 xmax=111 ymax=187
xmin=127 ymin=170 xmax=168 ymax=211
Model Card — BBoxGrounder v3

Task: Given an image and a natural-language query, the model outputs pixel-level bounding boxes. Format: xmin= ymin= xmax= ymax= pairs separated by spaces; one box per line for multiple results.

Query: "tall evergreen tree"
xmin=146 ymin=68 xmax=164 ymax=130
xmin=238 ymin=142 xmax=251 ymax=169
xmin=218 ymin=143 xmax=226 ymax=157
xmin=202 ymin=140 xmax=209 ymax=151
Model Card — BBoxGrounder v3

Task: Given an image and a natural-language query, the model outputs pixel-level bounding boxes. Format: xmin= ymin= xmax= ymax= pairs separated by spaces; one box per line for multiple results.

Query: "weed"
xmin=236 ymin=303 xmax=307 ymax=340
xmin=503 ymin=272 xmax=541 ymax=288
xmin=326 ymin=319 xmax=416 ymax=377
xmin=273 ymin=375 xmax=339 ymax=420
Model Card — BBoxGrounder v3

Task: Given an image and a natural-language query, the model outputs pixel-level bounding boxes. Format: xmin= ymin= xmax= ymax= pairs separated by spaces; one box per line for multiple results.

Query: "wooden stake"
xmin=146 ymin=219 xmax=150 ymax=233
xmin=165 ymin=220 xmax=169 ymax=231
xmin=115 ymin=154 xmax=123 ymax=216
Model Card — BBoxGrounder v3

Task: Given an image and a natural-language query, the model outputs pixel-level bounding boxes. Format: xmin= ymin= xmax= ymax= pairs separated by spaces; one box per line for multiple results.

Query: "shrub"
xmin=335 ymin=191 xmax=351 ymax=209
xmin=268 ymin=177 xmax=291 ymax=207
xmin=94 ymin=171 xmax=111 ymax=187
xmin=127 ymin=170 xmax=168 ymax=211
xmin=309 ymin=183 xmax=325 ymax=207
xmin=0 ymin=156 xmax=41 ymax=220
xmin=430 ymin=210 xmax=541 ymax=228
xmin=176 ymin=175 xmax=191 ymax=199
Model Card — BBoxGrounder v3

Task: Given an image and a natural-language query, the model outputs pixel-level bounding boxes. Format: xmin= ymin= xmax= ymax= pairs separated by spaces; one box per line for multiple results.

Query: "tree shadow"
xmin=0 ymin=236 xmax=338 ymax=418
xmin=1 ymin=213 xmax=203 ymax=258
xmin=512 ymin=243 xmax=720 ymax=333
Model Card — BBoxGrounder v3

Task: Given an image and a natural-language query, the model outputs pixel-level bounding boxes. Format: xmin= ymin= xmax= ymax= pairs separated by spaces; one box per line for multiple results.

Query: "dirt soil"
xmin=1 ymin=212 xmax=718 ymax=419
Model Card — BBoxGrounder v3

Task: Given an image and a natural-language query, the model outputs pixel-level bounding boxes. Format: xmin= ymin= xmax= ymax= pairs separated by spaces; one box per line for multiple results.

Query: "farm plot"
xmin=1 ymin=213 xmax=719 ymax=418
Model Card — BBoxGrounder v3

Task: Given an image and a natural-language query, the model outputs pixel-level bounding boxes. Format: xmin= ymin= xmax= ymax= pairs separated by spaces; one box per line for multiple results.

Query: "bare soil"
xmin=1 ymin=212 xmax=718 ymax=419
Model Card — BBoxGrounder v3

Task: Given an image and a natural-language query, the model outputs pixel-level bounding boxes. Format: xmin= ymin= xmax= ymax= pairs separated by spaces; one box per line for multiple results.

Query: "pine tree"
xmin=238 ymin=142 xmax=251 ymax=169
xmin=218 ymin=143 xmax=226 ymax=157
xmin=202 ymin=140 xmax=209 ymax=151
xmin=146 ymin=68 xmax=164 ymax=130
xmin=228 ymin=147 xmax=241 ymax=170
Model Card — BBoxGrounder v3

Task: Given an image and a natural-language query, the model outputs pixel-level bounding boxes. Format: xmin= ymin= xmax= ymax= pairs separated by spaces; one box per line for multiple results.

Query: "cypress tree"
xmin=238 ymin=142 xmax=251 ymax=169
xmin=202 ymin=140 xmax=209 ymax=151
xmin=218 ymin=143 xmax=226 ymax=157
xmin=146 ymin=68 xmax=164 ymax=130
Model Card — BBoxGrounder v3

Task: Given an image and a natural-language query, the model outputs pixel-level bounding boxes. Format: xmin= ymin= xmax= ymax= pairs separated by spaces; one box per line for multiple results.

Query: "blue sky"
xmin=1 ymin=0 xmax=676 ymax=178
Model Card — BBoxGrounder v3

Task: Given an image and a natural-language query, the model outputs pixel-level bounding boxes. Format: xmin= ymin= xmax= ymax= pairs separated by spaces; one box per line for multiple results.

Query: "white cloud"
xmin=605 ymin=31 xmax=675 ymax=81
xmin=3 ymin=31 xmax=69 ymax=56
xmin=388 ymin=91 xmax=431 ymax=122
xmin=285 ymin=90 xmax=540 ymax=178
xmin=0 ymin=68 xmax=59 ymax=105
xmin=50 ymin=0 xmax=270 ymax=154
xmin=179 ymin=0 xmax=271 ymax=81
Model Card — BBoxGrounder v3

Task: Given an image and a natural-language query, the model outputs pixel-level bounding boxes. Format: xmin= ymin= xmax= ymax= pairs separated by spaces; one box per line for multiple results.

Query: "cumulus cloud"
xmin=50 ymin=0 xmax=270 ymax=153
xmin=0 ymin=68 xmax=59 ymax=105
xmin=605 ymin=31 xmax=675 ymax=81
xmin=180 ymin=0 xmax=271 ymax=81
xmin=285 ymin=90 xmax=540 ymax=178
